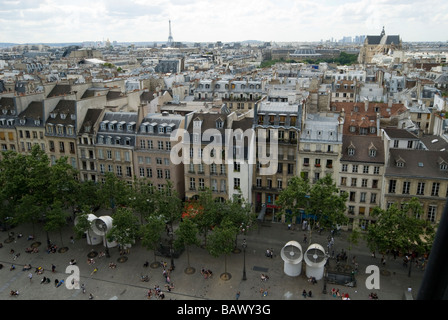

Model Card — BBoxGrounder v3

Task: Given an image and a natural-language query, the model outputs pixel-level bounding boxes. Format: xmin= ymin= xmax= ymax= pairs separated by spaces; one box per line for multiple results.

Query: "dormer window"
xmin=348 ymin=148 xmax=355 ymax=156
xmin=50 ymin=112 xmax=56 ymax=119
xmin=60 ymin=113 xmax=66 ymax=120
xmin=395 ymin=156 xmax=405 ymax=167
xmin=396 ymin=161 xmax=405 ymax=167
xmin=35 ymin=119 xmax=40 ymax=126
xmin=71 ymin=114 xmax=76 ymax=120
xmin=440 ymin=163 xmax=448 ymax=170
xmin=193 ymin=119 xmax=202 ymax=128
xmin=216 ymin=119 xmax=223 ymax=129
xmin=369 ymin=149 xmax=376 ymax=157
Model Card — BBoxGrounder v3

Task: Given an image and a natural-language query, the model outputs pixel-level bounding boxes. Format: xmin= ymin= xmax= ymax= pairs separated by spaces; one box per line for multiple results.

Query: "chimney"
xmin=364 ymin=99 xmax=369 ymax=112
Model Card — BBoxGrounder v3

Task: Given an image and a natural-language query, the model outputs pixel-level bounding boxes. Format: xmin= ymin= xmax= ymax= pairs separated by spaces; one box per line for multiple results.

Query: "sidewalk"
xmin=0 ymin=217 xmax=424 ymax=300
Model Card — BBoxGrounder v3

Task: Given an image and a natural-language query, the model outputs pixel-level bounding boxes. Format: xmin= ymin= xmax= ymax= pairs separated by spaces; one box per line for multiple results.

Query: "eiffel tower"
xmin=167 ymin=20 xmax=174 ymax=47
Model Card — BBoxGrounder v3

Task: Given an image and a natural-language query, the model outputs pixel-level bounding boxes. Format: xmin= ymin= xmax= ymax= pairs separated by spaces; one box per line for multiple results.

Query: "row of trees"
xmin=0 ymin=145 xmax=256 ymax=277
xmin=276 ymin=174 xmax=436 ymax=265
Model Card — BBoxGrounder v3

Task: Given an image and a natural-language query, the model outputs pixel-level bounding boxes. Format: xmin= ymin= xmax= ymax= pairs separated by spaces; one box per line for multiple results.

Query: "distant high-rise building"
xmin=168 ymin=20 xmax=174 ymax=47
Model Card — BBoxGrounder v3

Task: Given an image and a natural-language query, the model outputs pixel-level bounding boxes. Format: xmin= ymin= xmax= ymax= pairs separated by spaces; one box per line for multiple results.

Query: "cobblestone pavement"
xmin=0 ymin=212 xmax=425 ymax=302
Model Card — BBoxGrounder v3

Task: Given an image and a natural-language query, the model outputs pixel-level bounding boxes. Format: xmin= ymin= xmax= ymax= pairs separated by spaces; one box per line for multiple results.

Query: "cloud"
xmin=0 ymin=0 xmax=447 ymax=43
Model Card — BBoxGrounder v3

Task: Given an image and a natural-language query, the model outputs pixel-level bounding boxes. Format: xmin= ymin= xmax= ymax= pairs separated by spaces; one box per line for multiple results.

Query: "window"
xmin=427 ymin=205 xmax=437 ymax=222
xmin=189 ymin=178 xmax=196 ymax=190
xmin=199 ymin=178 xmax=205 ymax=190
xmin=348 ymin=148 xmax=355 ymax=156
xmin=349 ymin=192 xmax=356 ymax=202
xmin=256 ymin=178 xmax=262 ymax=187
xmin=373 ymin=166 xmax=380 ymax=175
xmin=158 ymin=141 xmax=164 ymax=150
xmin=417 ymin=182 xmax=425 ymax=195
xmin=352 ymin=165 xmax=358 ymax=173
xmin=360 ymin=192 xmax=366 ymax=203
xmin=234 ymin=178 xmax=240 ymax=189
xmin=116 ymin=165 xmax=122 ymax=176
xmin=389 ymin=180 xmax=397 ymax=193
xmin=363 ymin=166 xmax=369 ymax=174
xmin=431 ymin=182 xmax=440 ymax=197
xmin=402 ymin=182 xmax=411 ymax=194
xmin=351 ymin=178 xmax=357 ymax=187
xmin=369 ymin=149 xmax=376 ymax=157
xmin=342 ymin=164 xmax=348 ymax=172
xmin=370 ymin=193 xmax=377 ymax=204
xmin=361 ymin=179 xmax=368 ymax=188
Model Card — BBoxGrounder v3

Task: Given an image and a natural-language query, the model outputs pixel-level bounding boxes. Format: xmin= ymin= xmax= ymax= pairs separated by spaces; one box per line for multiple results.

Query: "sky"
xmin=1 ymin=0 xmax=448 ymax=44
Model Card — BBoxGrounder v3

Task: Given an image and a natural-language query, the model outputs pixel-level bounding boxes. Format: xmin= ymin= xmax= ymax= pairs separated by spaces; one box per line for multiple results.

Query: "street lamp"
xmin=242 ymin=238 xmax=247 ymax=281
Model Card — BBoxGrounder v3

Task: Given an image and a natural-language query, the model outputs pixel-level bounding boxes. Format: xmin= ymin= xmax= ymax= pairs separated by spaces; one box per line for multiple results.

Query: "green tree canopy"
xmin=365 ymin=199 xmax=435 ymax=256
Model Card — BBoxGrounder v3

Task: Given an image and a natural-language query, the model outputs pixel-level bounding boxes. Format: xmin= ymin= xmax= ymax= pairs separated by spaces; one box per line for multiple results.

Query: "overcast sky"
xmin=1 ymin=0 xmax=447 ymax=44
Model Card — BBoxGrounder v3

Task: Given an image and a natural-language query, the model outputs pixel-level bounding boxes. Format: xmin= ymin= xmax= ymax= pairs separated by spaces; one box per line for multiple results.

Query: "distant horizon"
xmin=1 ymin=1 xmax=447 ymax=44
xmin=1 ymin=39 xmax=448 ymax=48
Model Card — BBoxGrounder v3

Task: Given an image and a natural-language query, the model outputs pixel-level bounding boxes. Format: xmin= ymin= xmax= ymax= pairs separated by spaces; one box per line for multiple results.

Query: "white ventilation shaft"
xmin=280 ymin=241 xmax=303 ymax=277
xmin=91 ymin=216 xmax=117 ymax=248
xmin=304 ymin=243 xmax=327 ymax=280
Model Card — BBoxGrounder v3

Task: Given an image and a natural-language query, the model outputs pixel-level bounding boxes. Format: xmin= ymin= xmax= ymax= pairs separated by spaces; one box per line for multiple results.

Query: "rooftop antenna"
xmin=168 ymin=20 xmax=174 ymax=47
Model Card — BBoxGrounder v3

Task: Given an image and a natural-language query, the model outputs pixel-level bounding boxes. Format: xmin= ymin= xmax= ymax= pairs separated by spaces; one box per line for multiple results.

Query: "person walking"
xmin=28 ymin=272 xmax=33 ymax=281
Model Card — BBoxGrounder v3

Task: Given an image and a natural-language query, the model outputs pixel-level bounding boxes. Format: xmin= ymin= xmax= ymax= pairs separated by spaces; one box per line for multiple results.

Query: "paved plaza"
xmin=0 ymin=211 xmax=425 ymax=302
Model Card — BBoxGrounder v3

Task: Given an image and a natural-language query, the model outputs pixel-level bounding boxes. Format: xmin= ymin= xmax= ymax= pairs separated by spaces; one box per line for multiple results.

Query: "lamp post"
xmin=242 ymin=238 xmax=247 ymax=281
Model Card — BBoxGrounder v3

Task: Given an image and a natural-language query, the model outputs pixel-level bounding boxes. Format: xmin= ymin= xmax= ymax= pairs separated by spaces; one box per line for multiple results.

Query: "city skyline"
xmin=0 ymin=0 xmax=448 ymax=45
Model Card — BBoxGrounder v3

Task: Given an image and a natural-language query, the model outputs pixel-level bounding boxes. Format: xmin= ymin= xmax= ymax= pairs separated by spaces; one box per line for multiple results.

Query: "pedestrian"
xmin=302 ymin=289 xmax=307 ymax=298
xmin=54 ymin=279 xmax=59 ymax=287
xmin=236 ymin=291 xmax=240 ymax=300
xmin=166 ymin=275 xmax=171 ymax=284
xmin=28 ymin=272 xmax=33 ymax=281
xmin=51 ymin=264 xmax=56 ymax=272
xmin=308 ymin=290 xmax=312 ymax=298
xmin=303 ymin=234 xmax=307 ymax=243
xmin=70 ymin=236 xmax=74 ymax=244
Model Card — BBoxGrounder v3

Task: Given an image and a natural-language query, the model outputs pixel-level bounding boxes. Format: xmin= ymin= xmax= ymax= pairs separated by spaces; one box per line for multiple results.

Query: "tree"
xmin=206 ymin=219 xmax=237 ymax=280
xmin=97 ymin=172 xmax=131 ymax=212
xmin=365 ymin=199 xmax=435 ymax=276
xmin=223 ymin=191 xmax=255 ymax=249
xmin=186 ymin=189 xmax=222 ymax=247
xmin=174 ymin=218 xmax=200 ymax=274
xmin=140 ymin=214 xmax=165 ymax=267
xmin=106 ymin=207 xmax=140 ymax=254
xmin=44 ymin=200 xmax=69 ymax=248
xmin=308 ymin=174 xmax=348 ymax=230
xmin=277 ymin=176 xmax=311 ymax=224
xmin=129 ymin=178 xmax=156 ymax=224
xmin=73 ymin=206 xmax=93 ymax=244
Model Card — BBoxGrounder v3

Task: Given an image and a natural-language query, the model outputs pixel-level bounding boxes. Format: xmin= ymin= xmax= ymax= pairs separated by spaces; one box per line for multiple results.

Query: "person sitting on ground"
xmin=260 ymin=288 xmax=268 ymax=297
xmin=143 ymin=261 xmax=149 ymax=268
xmin=22 ymin=264 xmax=32 ymax=271
xmin=27 ymin=235 xmax=34 ymax=241
xmin=69 ymin=259 xmax=77 ymax=265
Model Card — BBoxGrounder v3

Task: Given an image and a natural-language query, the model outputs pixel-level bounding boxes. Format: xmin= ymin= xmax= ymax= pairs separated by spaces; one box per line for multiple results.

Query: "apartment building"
xmin=96 ymin=112 xmax=137 ymax=184
xmin=77 ymin=108 xmax=105 ymax=182
xmin=134 ymin=111 xmax=185 ymax=197
xmin=339 ymin=135 xmax=385 ymax=230
xmin=15 ymin=101 xmax=46 ymax=154
xmin=298 ymin=112 xmax=343 ymax=184
xmin=384 ymin=149 xmax=448 ymax=223
xmin=253 ymin=100 xmax=302 ymax=221
xmin=0 ymin=97 xmax=19 ymax=154
xmin=184 ymin=112 xmax=229 ymax=202
xmin=44 ymin=100 xmax=78 ymax=168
